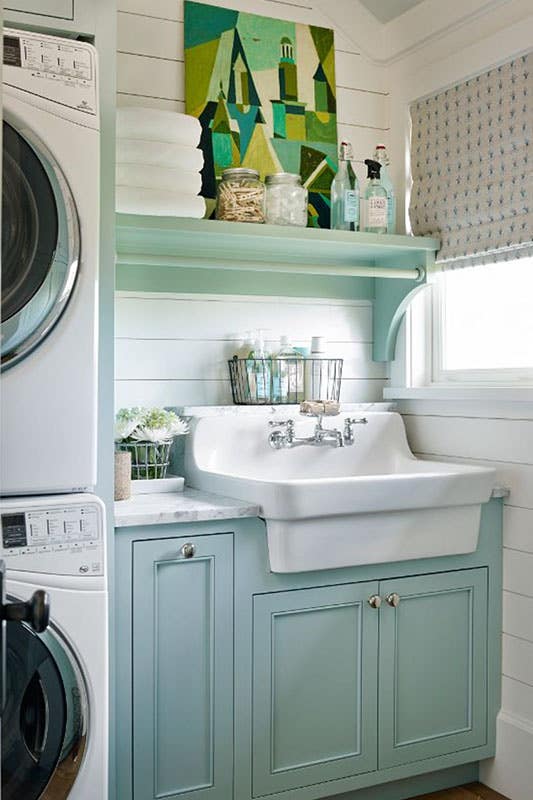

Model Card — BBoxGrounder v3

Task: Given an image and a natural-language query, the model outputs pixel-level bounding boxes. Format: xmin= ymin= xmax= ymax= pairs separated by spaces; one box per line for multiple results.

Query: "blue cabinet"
xmin=116 ymin=507 xmax=501 ymax=800
xmin=379 ymin=569 xmax=488 ymax=768
xmin=131 ymin=533 xmax=233 ymax=800
xmin=250 ymin=568 xmax=489 ymax=796
xmin=252 ymin=582 xmax=379 ymax=795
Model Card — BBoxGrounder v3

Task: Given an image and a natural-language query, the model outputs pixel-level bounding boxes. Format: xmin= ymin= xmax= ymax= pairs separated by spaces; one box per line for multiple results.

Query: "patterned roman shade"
xmin=409 ymin=52 xmax=532 ymax=269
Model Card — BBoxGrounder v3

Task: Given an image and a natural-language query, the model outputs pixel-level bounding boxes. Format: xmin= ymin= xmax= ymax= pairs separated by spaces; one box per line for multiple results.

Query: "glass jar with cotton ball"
xmin=265 ymin=173 xmax=308 ymax=227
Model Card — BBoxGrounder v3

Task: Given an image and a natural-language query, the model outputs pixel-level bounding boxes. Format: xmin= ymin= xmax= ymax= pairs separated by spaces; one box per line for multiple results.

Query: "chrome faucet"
xmin=268 ymin=414 xmax=367 ymax=449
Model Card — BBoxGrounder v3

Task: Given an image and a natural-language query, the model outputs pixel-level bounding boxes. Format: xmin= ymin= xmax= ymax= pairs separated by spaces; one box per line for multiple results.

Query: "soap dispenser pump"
xmin=363 ymin=159 xmax=388 ymax=234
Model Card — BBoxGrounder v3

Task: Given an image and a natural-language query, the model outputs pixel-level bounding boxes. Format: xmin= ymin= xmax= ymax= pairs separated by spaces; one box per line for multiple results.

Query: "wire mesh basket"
xmin=116 ymin=441 xmax=172 ymax=480
xmin=228 ymin=357 xmax=343 ymax=405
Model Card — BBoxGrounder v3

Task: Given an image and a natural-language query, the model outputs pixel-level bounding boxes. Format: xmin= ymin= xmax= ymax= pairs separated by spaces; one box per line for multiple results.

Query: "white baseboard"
xmin=480 ymin=712 xmax=533 ymax=800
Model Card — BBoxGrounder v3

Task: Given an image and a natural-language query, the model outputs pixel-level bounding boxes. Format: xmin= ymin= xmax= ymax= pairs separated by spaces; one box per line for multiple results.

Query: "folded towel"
xmin=116 ymin=164 xmax=202 ymax=196
xmin=116 ymin=186 xmax=206 ymax=218
xmin=117 ymin=107 xmax=202 ymax=147
xmin=116 ymin=138 xmax=204 ymax=172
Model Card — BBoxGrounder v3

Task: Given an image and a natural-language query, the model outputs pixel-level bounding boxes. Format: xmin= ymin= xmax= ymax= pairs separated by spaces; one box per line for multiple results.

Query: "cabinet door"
xmin=379 ymin=568 xmax=488 ymax=768
xmin=132 ymin=534 xmax=233 ymax=800
xmin=252 ymin=582 xmax=379 ymax=796
xmin=4 ymin=1 xmax=73 ymax=19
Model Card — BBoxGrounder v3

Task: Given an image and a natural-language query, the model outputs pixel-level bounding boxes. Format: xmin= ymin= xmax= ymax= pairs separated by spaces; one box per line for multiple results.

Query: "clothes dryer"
xmin=1 ymin=28 xmax=99 ymax=495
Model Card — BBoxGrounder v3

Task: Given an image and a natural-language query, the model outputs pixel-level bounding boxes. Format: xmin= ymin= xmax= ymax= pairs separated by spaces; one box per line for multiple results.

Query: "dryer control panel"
xmin=1 ymin=501 xmax=104 ymax=576
xmin=3 ymin=27 xmax=98 ymax=120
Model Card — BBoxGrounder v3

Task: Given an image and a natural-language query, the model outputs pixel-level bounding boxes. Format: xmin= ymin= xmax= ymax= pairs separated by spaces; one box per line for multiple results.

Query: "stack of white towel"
xmin=116 ymin=107 xmax=206 ymax=218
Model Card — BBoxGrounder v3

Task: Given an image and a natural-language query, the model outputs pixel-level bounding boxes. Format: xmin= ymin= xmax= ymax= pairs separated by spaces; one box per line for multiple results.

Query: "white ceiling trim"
xmin=314 ymin=0 xmax=514 ymax=65
xmin=382 ymin=0 xmax=514 ymax=63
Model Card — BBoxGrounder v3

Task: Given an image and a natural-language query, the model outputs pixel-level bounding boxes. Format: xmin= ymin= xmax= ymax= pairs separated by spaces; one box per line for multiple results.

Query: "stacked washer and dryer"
xmin=1 ymin=28 xmax=108 ymax=800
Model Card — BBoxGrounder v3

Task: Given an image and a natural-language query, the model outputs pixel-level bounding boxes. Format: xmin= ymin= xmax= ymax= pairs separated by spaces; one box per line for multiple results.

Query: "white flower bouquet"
xmin=115 ymin=407 xmax=189 ymax=479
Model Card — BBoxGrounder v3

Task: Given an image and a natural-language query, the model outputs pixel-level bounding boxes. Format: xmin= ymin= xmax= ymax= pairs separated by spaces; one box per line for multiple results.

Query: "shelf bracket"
xmin=373 ymin=258 xmax=432 ymax=362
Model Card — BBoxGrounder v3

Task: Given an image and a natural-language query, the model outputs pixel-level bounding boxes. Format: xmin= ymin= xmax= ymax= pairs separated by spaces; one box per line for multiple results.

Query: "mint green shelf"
xmin=115 ymin=214 xmax=439 ymax=361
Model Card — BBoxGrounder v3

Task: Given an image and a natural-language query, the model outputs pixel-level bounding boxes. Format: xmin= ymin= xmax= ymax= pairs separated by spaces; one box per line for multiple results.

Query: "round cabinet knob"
xmin=368 ymin=595 xmax=382 ymax=609
xmin=386 ymin=592 xmax=400 ymax=608
xmin=180 ymin=543 xmax=196 ymax=559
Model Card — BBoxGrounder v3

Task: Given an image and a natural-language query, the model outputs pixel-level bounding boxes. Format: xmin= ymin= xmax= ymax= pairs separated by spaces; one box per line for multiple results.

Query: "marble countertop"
xmin=114 ymin=487 xmax=261 ymax=528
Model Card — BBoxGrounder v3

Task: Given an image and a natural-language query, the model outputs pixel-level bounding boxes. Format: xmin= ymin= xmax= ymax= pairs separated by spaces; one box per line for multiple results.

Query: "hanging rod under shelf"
xmin=117 ymin=253 xmax=426 ymax=281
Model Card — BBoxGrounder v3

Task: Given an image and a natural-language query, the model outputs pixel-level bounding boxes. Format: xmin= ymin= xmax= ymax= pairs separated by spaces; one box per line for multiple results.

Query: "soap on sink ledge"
xmin=131 ymin=475 xmax=185 ymax=494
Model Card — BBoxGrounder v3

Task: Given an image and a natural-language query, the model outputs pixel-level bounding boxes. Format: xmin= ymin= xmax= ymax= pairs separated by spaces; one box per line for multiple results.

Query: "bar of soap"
xmin=300 ymin=400 xmax=340 ymax=416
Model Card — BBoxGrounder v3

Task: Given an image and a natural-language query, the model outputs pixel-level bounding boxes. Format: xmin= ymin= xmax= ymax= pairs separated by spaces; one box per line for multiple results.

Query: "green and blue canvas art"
xmin=184 ymin=0 xmax=338 ymax=227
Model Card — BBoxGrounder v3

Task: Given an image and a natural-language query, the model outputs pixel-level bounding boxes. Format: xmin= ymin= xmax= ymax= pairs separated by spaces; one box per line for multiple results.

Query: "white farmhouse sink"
xmin=185 ymin=412 xmax=496 ymax=573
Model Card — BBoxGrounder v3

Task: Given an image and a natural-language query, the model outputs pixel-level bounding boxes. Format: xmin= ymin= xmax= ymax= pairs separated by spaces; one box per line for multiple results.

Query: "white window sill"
xmin=384 ymin=386 xmax=533 ymax=402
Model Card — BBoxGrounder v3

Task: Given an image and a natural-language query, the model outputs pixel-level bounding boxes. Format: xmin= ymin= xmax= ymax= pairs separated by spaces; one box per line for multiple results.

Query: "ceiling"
xmin=358 ymin=0 xmax=425 ymax=24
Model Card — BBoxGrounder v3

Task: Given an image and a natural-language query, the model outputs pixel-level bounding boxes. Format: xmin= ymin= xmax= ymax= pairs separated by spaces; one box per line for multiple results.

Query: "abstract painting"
xmin=184 ymin=0 xmax=338 ymax=227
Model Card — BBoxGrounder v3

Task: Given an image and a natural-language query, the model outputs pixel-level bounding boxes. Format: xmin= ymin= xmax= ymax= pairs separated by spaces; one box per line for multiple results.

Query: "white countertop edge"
xmin=114 ymin=487 xmax=261 ymax=528
xmin=179 ymin=402 xmax=397 ymax=417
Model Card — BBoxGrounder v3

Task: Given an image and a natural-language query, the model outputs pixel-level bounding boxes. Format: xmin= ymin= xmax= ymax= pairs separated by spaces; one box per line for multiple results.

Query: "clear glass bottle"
xmin=216 ymin=168 xmax=265 ymax=223
xmin=265 ymin=173 xmax=308 ymax=227
xmin=373 ymin=144 xmax=396 ymax=234
xmin=363 ymin=159 xmax=388 ymax=234
xmin=247 ymin=329 xmax=270 ymax=402
xmin=276 ymin=335 xmax=304 ymax=403
xmin=304 ymin=336 xmax=327 ymax=400
xmin=330 ymin=141 xmax=359 ymax=231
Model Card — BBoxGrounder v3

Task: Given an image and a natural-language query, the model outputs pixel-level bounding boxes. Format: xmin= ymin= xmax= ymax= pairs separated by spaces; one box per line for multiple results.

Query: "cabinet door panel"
xmin=133 ymin=534 xmax=233 ymax=800
xmin=253 ymin=582 xmax=379 ymax=796
xmin=379 ymin=568 xmax=488 ymax=768
xmin=4 ymin=1 xmax=73 ymax=19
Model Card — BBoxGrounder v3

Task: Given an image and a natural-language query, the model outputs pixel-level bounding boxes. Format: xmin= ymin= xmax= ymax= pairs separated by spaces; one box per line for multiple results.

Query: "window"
xmin=432 ymin=257 xmax=533 ymax=383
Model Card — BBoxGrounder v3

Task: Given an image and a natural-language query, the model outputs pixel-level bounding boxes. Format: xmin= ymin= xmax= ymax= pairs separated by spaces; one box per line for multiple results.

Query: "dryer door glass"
xmin=1 ymin=620 xmax=87 ymax=799
xmin=1 ymin=119 xmax=80 ymax=371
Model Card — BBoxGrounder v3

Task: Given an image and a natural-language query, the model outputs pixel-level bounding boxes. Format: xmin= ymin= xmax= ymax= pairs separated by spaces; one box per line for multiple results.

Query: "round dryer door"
xmin=1 ymin=116 xmax=80 ymax=371
xmin=1 ymin=614 xmax=88 ymax=800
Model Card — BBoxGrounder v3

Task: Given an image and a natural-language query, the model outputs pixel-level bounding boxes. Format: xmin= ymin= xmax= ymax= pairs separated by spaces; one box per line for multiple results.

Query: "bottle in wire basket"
xmin=247 ymin=330 xmax=270 ymax=402
xmin=304 ymin=337 xmax=327 ymax=401
xmin=276 ymin=335 xmax=304 ymax=403
xmin=330 ymin=141 xmax=359 ymax=231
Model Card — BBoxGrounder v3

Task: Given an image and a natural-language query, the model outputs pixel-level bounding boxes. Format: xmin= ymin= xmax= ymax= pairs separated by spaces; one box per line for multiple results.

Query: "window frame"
xmin=430 ymin=266 xmax=533 ymax=387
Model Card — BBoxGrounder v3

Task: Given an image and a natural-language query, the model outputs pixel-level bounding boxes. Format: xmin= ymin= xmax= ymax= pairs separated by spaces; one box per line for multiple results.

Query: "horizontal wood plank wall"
xmin=397 ymin=399 xmax=533 ymax=800
xmin=116 ymin=0 xmax=390 ymax=177
xmin=115 ymin=292 xmax=387 ymax=407
xmin=115 ymin=1 xmax=389 ymax=409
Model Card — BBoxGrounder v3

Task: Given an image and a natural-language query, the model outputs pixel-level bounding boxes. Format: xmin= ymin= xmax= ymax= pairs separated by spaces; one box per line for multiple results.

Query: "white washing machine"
xmin=1 ymin=28 xmax=100 ymax=495
xmin=0 ymin=493 xmax=108 ymax=799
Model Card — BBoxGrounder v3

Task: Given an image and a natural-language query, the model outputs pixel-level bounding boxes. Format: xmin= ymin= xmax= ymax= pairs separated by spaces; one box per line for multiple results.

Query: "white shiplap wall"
xmin=115 ymin=292 xmax=387 ymax=407
xmin=396 ymin=402 xmax=533 ymax=800
xmin=115 ymin=0 xmax=391 ymax=408
xmin=385 ymin=3 xmax=533 ymax=796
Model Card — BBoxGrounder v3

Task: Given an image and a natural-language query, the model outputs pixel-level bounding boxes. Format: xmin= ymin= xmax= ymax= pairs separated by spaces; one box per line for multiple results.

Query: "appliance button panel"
xmin=3 ymin=29 xmax=98 ymax=115
xmin=1 ymin=503 xmax=104 ymax=576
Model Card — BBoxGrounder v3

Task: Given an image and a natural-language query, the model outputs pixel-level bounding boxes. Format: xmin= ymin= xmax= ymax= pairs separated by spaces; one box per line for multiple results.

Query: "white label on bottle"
xmin=368 ymin=196 xmax=387 ymax=228
xmin=344 ymin=190 xmax=359 ymax=223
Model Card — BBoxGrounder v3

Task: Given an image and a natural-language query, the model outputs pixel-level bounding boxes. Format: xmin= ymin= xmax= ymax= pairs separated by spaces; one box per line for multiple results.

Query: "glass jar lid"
xmin=221 ymin=168 xmax=260 ymax=180
xmin=265 ymin=172 xmax=302 ymax=185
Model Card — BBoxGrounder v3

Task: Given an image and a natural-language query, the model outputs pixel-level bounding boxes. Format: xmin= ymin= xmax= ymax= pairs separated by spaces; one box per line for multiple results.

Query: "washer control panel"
xmin=1 ymin=502 xmax=104 ymax=576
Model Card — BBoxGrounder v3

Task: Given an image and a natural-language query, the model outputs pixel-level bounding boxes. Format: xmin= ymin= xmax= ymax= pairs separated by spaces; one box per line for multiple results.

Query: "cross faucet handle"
xmin=268 ymin=419 xmax=294 ymax=429
xmin=343 ymin=417 xmax=368 ymax=445
xmin=344 ymin=417 xmax=368 ymax=426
